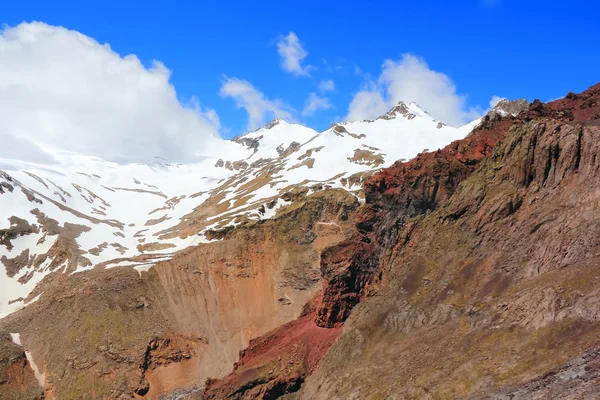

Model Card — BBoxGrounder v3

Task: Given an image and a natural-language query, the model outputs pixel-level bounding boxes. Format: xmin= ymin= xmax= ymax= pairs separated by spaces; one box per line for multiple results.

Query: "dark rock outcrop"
xmin=0 ymin=331 xmax=43 ymax=399
xmin=489 ymin=98 xmax=529 ymax=117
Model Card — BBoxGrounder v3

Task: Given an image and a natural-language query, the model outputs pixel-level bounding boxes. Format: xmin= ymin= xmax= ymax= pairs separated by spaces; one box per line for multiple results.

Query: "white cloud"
xmin=347 ymin=90 xmax=388 ymax=122
xmin=276 ymin=32 xmax=313 ymax=77
xmin=489 ymin=95 xmax=505 ymax=108
xmin=220 ymin=77 xmax=295 ymax=131
xmin=318 ymin=79 xmax=336 ymax=93
xmin=0 ymin=133 xmax=56 ymax=164
xmin=0 ymin=22 xmax=233 ymax=164
xmin=302 ymin=93 xmax=333 ymax=117
xmin=345 ymin=54 xmax=487 ymax=126
xmin=1 ymin=23 xmax=497 ymax=165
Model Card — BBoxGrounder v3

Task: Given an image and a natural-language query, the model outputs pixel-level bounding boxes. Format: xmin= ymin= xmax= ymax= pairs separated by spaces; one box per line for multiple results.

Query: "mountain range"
xmin=3 ymin=84 xmax=600 ymax=399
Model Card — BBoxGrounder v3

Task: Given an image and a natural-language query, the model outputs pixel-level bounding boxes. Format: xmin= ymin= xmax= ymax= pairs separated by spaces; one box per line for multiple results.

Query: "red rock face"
xmin=315 ymin=238 xmax=378 ymax=328
xmin=525 ymin=83 xmax=600 ymax=122
xmin=202 ymin=314 xmax=341 ymax=399
xmin=312 ymin=96 xmax=518 ymax=331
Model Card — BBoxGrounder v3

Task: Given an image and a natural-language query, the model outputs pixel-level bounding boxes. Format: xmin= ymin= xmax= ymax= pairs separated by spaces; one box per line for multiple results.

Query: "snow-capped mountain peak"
xmin=374 ymin=101 xmax=438 ymax=124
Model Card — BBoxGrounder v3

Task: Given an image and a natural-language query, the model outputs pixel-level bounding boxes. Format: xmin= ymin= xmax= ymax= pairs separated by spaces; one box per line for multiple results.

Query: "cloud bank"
xmin=302 ymin=93 xmax=332 ymax=117
xmin=220 ymin=77 xmax=295 ymax=131
xmin=346 ymin=54 xmax=486 ymax=126
xmin=0 ymin=22 xmax=228 ymax=164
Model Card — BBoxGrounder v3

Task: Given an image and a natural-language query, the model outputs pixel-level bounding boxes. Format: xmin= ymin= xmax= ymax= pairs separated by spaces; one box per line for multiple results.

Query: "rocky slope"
xmin=200 ymin=83 xmax=600 ymax=399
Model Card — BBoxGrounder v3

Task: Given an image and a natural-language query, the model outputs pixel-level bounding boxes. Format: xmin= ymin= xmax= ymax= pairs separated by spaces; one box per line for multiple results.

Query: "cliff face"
xmin=0 ymin=190 xmax=358 ymax=399
xmin=300 ymin=83 xmax=600 ymax=399
xmin=203 ymin=83 xmax=600 ymax=399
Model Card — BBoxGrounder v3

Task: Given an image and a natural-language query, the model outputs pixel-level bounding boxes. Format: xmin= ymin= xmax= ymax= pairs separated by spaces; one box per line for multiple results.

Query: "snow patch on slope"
xmin=9 ymin=333 xmax=46 ymax=388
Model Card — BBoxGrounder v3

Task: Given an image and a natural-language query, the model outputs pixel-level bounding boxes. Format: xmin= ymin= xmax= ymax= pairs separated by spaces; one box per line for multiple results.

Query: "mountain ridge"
xmin=0 ymin=100 xmax=497 ymax=319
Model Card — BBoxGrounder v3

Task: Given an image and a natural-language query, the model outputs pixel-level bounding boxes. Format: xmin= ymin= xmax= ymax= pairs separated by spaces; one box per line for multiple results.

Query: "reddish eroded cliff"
xmin=202 ymin=312 xmax=340 ymax=399
xmin=313 ymin=101 xmax=524 ymax=330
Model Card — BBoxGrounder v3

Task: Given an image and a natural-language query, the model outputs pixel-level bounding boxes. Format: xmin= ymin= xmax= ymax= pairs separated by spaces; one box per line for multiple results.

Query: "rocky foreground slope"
xmin=200 ymin=83 xmax=600 ymax=399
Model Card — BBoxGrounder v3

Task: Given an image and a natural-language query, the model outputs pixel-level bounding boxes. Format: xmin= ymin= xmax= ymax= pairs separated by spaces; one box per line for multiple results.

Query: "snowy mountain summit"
xmin=0 ymin=104 xmax=488 ymax=317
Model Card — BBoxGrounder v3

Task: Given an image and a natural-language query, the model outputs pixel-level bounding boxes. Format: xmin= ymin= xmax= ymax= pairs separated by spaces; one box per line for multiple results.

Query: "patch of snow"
xmin=134 ymin=264 xmax=154 ymax=276
xmin=9 ymin=332 xmax=46 ymax=388
xmin=261 ymin=198 xmax=291 ymax=220
xmin=9 ymin=332 xmax=21 ymax=345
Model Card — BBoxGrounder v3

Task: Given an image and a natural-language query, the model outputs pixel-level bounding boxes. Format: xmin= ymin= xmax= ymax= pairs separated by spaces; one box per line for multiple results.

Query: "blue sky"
xmin=2 ymin=0 xmax=599 ymax=139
